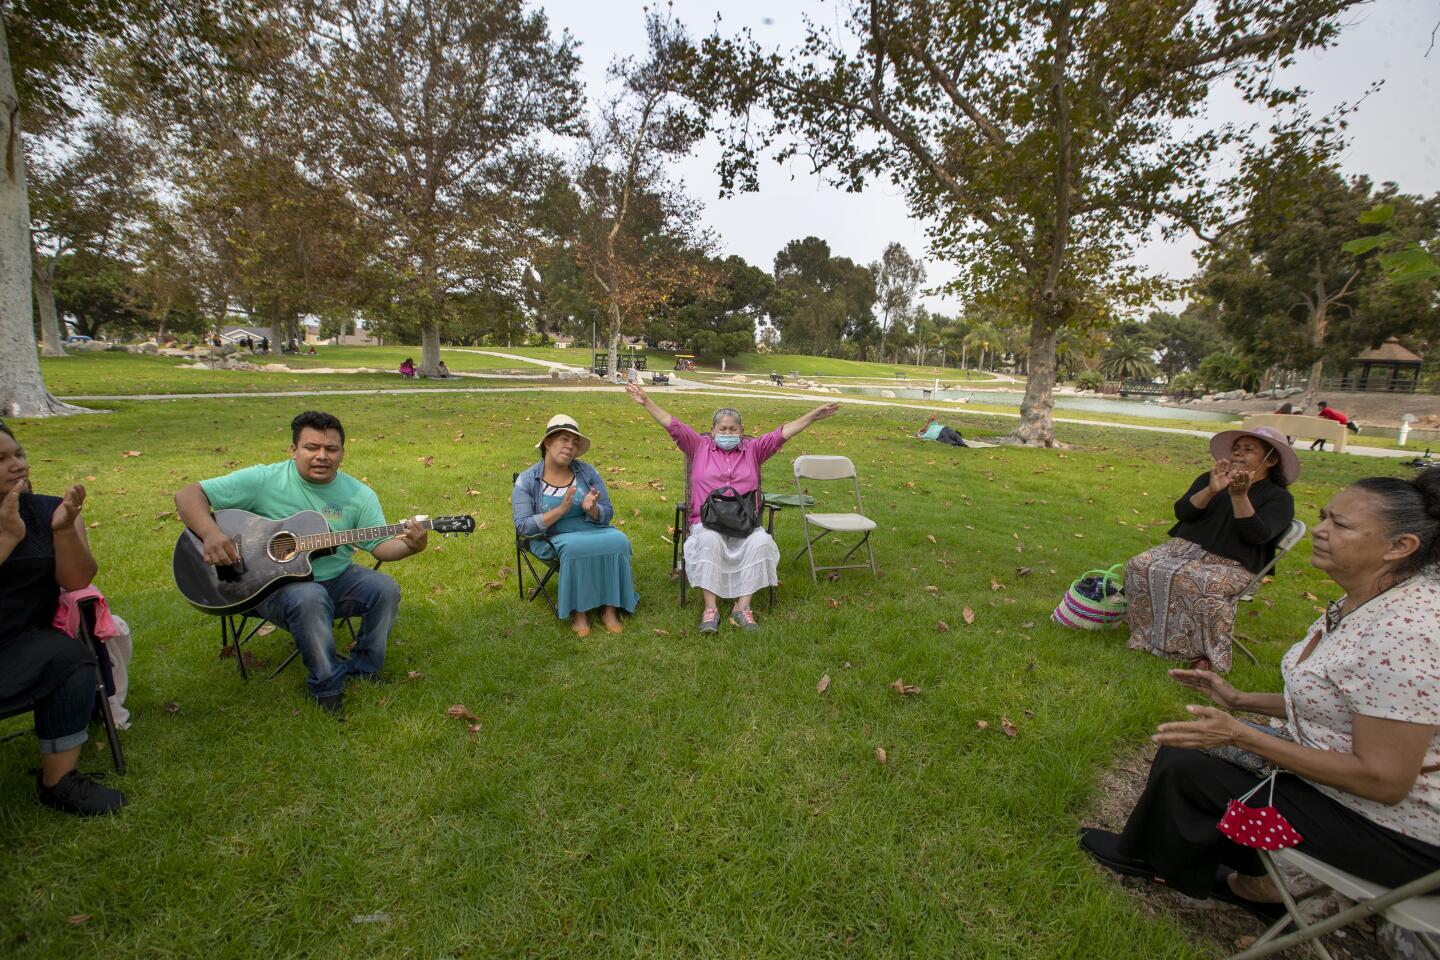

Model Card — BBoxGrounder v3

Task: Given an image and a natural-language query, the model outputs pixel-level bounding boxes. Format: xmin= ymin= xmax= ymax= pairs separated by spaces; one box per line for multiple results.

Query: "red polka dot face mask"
xmin=1217 ymin=773 xmax=1304 ymax=851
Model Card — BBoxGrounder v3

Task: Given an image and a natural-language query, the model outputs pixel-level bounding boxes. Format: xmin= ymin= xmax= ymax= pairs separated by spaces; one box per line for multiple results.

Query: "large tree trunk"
xmin=1004 ymin=312 xmax=1060 ymax=447
xmin=607 ymin=302 xmax=622 ymax=381
xmin=1300 ymin=297 xmax=1328 ymax=407
xmin=31 ymin=247 xmax=66 ymax=356
xmin=0 ymin=21 xmax=82 ymax=417
xmin=420 ymin=320 xmax=441 ymax=376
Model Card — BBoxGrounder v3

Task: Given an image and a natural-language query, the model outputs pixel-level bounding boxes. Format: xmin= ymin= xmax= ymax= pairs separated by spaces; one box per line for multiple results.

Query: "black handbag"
xmin=700 ymin=485 xmax=760 ymax=539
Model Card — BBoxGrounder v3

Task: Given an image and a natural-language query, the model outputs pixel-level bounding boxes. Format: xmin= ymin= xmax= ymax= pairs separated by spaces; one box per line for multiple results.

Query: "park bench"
xmin=650 ymin=372 xmax=669 ymax=385
xmin=1241 ymin=414 xmax=1347 ymax=453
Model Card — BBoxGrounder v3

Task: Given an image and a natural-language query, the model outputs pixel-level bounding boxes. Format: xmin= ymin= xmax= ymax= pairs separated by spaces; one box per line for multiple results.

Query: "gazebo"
xmin=1346 ymin=337 xmax=1424 ymax=392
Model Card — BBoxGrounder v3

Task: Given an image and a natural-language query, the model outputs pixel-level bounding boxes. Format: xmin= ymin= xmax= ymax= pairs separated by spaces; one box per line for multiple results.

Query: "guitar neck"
xmin=294 ymin=517 xmax=438 ymax=553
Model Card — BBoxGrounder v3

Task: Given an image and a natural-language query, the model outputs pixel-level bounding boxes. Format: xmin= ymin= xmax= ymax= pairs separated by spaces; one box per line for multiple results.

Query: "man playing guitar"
xmin=174 ymin=411 xmax=427 ymax=717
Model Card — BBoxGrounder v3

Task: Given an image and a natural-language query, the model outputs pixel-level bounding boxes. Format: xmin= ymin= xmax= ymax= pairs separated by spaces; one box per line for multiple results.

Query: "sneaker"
xmin=315 ymin=693 xmax=344 ymax=719
xmin=699 ymin=608 xmax=720 ymax=634
xmin=729 ymin=608 xmax=760 ymax=631
xmin=37 ymin=769 xmax=127 ymax=816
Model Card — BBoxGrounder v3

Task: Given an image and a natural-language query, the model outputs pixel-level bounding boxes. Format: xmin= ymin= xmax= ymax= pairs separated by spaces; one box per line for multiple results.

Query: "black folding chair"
xmin=219 ymin=561 xmax=380 ymax=682
xmin=512 ymin=472 xmax=560 ymax=615
xmin=1 ymin=597 xmax=125 ymax=774
xmin=673 ymin=435 xmax=777 ymax=609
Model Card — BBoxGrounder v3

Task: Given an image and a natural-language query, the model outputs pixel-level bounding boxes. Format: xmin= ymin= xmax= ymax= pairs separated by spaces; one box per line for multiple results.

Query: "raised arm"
xmin=625 ymin=382 xmax=672 ymax=428
xmin=781 ymin=403 xmax=840 ymax=440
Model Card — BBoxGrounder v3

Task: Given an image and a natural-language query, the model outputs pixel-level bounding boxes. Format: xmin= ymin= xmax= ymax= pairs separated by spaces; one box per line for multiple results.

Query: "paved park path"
xmin=59 ymin=382 xmax=1415 ymax=459
xmin=447 ymin=348 xmax=585 ymax=371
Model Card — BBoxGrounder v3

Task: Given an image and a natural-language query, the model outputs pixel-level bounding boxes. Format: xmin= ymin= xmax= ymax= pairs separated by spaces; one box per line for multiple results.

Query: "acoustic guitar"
xmin=173 ymin=509 xmax=475 ymax=614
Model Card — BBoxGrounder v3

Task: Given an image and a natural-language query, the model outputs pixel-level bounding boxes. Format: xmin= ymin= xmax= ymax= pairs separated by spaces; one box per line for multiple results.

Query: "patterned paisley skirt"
xmin=1125 ymin=538 xmax=1253 ymax=672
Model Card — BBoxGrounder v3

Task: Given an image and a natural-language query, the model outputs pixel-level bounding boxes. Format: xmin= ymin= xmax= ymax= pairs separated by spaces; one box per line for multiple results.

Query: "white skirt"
xmin=683 ymin=523 xmax=780 ymax=599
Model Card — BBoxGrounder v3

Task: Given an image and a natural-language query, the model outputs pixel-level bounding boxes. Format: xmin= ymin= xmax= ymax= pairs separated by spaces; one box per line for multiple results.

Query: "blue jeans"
xmin=254 ymin=564 xmax=400 ymax=698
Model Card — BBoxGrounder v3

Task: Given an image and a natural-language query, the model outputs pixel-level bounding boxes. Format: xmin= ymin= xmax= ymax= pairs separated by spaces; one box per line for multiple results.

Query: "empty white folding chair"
xmin=1233 ymin=519 xmax=1308 ymax=666
xmin=791 ymin=455 xmax=877 ymax=583
xmin=1228 ymin=848 xmax=1440 ymax=960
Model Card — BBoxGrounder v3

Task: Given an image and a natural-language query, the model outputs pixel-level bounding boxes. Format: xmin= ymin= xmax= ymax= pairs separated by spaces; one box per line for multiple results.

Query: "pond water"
xmin=850 ymin=385 xmax=1240 ymax=423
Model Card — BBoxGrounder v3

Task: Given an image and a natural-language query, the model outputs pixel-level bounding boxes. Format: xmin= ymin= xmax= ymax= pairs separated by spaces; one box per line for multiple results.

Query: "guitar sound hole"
xmin=268 ymin=532 xmax=299 ymax=562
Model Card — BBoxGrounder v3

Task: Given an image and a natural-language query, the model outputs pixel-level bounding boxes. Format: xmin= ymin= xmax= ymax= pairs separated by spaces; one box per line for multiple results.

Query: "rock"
xmin=880 ymin=389 xmax=896 ymax=398
xmin=1202 ymin=394 xmax=1215 ymax=402
xmin=106 ymin=344 xmax=127 ymax=352
xmin=137 ymin=342 xmax=158 ymax=354
xmin=216 ymin=343 xmax=237 ymax=358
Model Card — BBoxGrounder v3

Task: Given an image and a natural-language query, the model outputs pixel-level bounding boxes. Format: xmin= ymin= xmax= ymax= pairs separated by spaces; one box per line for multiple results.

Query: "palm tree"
xmin=1100 ymin=335 xmax=1158 ymax=382
xmin=964 ymin=321 xmax=1001 ymax=371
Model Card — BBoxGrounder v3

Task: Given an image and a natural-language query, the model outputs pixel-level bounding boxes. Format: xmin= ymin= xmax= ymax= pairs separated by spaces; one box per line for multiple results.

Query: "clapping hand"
xmin=51 ymin=484 xmax=86 ymax=531
xmin=1208 ymin=458 xmax=1234 ymax=495
xmin=1228 ymin=466 xmax=1254 ymax=497
xmin=1169 ymin=668 xmax=1242 ymax=710
xmin=0 ymin=483 xmax=25 ymax=543
xmin=581 ymin=488 xmax=600 ymax=516
xmin=560 ymin=484 xmax=577 ymax=509
xmin=1152 ymin=704 xmax=1245 ymax=750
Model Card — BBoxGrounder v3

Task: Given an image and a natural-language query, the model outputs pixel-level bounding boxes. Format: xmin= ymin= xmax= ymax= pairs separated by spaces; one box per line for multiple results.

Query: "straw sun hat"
xmin=535 ymin=414 xmax=591 ymax=457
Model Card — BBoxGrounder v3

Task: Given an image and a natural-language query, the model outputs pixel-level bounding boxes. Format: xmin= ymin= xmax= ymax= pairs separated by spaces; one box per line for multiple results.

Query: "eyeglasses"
xmin=1325 ymin=597 xmax=1345 ymax=633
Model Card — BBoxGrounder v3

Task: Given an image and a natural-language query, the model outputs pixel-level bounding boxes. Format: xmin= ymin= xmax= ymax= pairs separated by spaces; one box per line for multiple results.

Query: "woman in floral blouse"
xmin=1082 ymin=469 xmax=1440 ymax=922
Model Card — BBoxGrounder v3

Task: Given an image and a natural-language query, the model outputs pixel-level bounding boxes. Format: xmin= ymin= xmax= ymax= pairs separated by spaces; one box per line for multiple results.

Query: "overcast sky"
xmin=542 ymin=0 xmax=1439 ymax=318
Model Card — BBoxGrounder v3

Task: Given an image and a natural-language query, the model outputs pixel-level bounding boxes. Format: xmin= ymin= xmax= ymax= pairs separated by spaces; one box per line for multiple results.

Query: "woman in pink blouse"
xmin=626 ymin=383 xmax=839 ymax=632
xmin=1083 ymin=469 xmax=1440 ymax=923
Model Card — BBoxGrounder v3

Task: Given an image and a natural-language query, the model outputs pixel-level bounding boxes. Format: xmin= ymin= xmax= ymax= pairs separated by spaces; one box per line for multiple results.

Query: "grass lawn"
xmin=0 ymin=388 xmax=1409 ymax=958
xmin=39 ymin=352 xmax=552 ymax=397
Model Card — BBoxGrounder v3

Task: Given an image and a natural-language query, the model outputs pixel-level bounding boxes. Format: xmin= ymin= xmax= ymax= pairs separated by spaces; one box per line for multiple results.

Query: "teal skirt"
xmin=528 ymin=523 xmax=639 ymax=619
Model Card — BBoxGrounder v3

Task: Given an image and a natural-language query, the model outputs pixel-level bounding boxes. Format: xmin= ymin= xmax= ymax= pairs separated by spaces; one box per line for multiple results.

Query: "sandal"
xmin=699 ymin=608 xmax=720 ymax=634
xmin=1079 ymin=828 xmax=1159 ymax=881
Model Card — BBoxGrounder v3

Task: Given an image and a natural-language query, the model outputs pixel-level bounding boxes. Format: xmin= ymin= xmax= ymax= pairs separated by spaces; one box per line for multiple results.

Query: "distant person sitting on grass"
xmin=306 ymin=345 xmax=317 ymax=356
xmin=435 ymin=360 xmax=450 ymax=379
xmin=0 ymin=422 xmax=126 ymax=816
xmin=1311 ymin=400 xmax=1360 ymax=450
xmin=915 ymin=416 xmax=968 ymax=447
xmin=399 ymin=357 xmax=416 ymax=379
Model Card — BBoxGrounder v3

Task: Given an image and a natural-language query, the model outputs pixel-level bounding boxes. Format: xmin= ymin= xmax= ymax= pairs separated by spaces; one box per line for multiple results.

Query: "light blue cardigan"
xmin=511 ymin=459 xmax=616 ymax=540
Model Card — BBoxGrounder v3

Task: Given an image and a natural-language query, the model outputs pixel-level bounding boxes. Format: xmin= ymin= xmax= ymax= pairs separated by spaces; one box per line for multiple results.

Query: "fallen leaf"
xmin=1015 ymin=566 xmax=1032 ymax=577
xmin=1234 ymin=935 xmax=1257 ymax=950
xmin=87 ymin=520 xmax=101 ymax=529
xmin=632 ymin=508 xmax=642 ymax=517
xmin=926 ymin=534 xmax=936 ymax=543
xmin=255 ymin=624 xmax=277 ymax=637
xmin=418 ymin=455 xmax=434 ymax=467
xmin=1024 ymin=709 xmax=1036 ymax=719
xmin=962 ymin=606 xmax=975 ymax=625
xmin=1072 ymin=532 xmax=1084 ymax=539
xmin=874 ymin=746 xmax=888 ymax=764
xmin=1303 ymin=591 xmax=1319 ymax=601
xmin=453 ymin=432 xmax=464 ymax=441
xmin=484 ymin=580 xmax=503 ymax=590
xmin=816 ymin=673 xmax=831 ymax=694
xmin=990 ymin=578 xmax=1005 ymax=591
xmin=1021 ymin=621 xmax=1035 ymax=629
xmin=66 ymin=914 xmax=90 ymax=926
xmin=163 ymin=701 xmax=179 ymax=715
xmin=467 ymin=723 xmax=481 ymax=738
xmin=153 ymin=510 xmax=174 ymax=520
xmin=446 ymin=704 xmax=480 ymax=722
xmin=653 ymin=628 xmax=669 ymax=636
xmin=1000 ymin=715 xmax=1018 ymax=737
xmin=1259 ymin=598 xmax=1274 ymax=609
xmin=406 ymin=670 xmax=424 ymax=680
xmin=976 ymin=719 xmax=990 ymax=730
xmin=465 ymin=488 xmax=480 ymax=496
xmin=937 ymin=620 xmax=950 ymax=632
xmin=826 ymin=572 xmax=842 ymax=582
xmin=924 ymin=584 xmax=940 ymax=594
xmin=122 ymin=450 xmax=142 ymax=458
xmin=890 ymin=677 xmax=921 ymax=697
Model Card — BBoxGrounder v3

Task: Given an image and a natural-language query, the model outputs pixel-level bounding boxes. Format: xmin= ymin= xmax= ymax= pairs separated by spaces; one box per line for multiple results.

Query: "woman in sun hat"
xmin=1125 ymin=425 xmax=1298 ymax=672
xmin=511 ymin=414 xmax=638 ymax=636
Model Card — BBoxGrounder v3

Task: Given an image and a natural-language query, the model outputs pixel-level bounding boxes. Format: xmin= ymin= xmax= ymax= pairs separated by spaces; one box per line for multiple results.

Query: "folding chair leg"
xmin=1418 ymin=933 xmax=1440 ymax=960
xmin=93 ymin=676 xmax=126 ymax=775
xmin=1234 ymin=637 xmax=1260 ymax=666
xmin=267 ymin=650 xmax=301 ymax=681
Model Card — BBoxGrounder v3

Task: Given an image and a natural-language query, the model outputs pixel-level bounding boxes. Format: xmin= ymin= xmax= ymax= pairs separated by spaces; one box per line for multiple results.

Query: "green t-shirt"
xmin=199 ymin=461 xmax=387 ymax=581
xmin=921 ymin=422 xmax=944 ymax=441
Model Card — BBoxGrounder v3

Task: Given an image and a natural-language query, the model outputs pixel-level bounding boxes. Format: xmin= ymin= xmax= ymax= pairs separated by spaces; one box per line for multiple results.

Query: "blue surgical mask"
xmin=714 ymin=434 xmax=741 ymax=451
